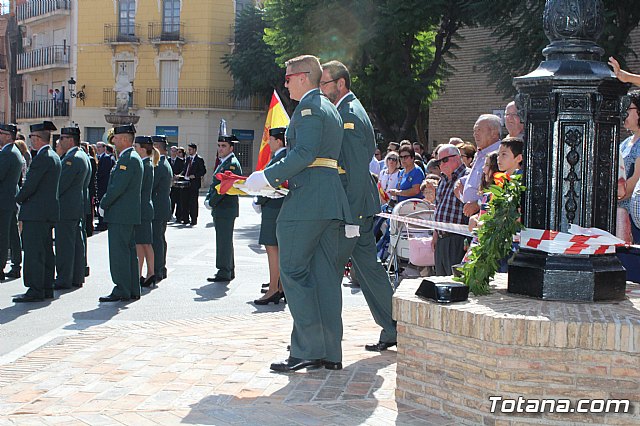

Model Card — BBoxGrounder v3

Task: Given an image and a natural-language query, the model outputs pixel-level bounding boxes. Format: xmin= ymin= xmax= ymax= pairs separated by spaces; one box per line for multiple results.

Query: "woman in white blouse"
xmin=379 ymin=151 xmax=400 ymax=200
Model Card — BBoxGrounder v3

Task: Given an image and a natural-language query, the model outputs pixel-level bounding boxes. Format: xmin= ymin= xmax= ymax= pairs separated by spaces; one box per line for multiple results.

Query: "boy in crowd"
xmin=497 ymin=137 xmax=523 ymax=176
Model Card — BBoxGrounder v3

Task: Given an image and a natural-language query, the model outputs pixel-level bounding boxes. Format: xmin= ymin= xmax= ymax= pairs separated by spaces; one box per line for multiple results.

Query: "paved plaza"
xmin=0 ymin=197 xmax=452 ymax=425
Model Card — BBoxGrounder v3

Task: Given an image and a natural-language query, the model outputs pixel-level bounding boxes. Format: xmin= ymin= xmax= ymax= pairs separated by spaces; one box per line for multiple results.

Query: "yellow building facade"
xmin=73 ymin=0 xmax=266 ymax=179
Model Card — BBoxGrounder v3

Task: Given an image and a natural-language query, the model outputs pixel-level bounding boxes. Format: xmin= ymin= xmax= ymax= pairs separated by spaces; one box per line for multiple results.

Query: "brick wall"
xmin=393 ymin=276 xmax=640 ymax=425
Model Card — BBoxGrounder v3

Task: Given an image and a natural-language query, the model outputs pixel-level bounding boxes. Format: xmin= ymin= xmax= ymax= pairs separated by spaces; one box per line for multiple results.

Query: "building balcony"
xmin=17 ymin=0 xmax=71 ymax=24
xmin=148 ymin=22 xmax=185 ymax=44
xmin=103 ymin=89 xmax=140 ymax=109
xmin=146 ymin=88 xmax=264 ymax=111
xmin=16 ymin=99 xmax=69 ymax=120
xmin=17 ymin=45 xmax=70 ymax=74
xmin=104 ymin=24 xmax=141 ymax=45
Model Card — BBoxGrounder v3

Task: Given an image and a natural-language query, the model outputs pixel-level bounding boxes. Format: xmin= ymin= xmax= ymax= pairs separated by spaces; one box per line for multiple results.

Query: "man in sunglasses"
xmin=433 ymin=145 xmax=469 ymax=276
xmin=245 ymin=55 xmax=351 ymax=373
xmin=320 ymin=60 xmax=397 ymax=353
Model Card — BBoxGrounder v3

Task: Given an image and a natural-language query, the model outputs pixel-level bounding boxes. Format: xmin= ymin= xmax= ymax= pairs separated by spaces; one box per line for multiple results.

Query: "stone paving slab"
xmin=0 ymin=307 xmax=454 ymax=425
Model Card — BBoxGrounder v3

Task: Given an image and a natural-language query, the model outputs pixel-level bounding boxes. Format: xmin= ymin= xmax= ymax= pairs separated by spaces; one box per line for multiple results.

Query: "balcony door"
xmin=160 ymin=60 xmax=179 ymax=107
xmin=118 ymin=0 xmax=136 ymax=37
xmin=162 ymin=0 xmax=180 ymax=38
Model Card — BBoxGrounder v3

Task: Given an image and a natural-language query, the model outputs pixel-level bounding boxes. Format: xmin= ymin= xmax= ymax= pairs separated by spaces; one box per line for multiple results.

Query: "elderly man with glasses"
xmin=432 ymin=144 xmax=469 ymax=276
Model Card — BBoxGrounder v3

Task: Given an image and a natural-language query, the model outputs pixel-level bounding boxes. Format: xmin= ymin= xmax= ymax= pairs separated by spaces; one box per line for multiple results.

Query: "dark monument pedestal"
xmin=508 ymin=249 xmax=626 ymax=301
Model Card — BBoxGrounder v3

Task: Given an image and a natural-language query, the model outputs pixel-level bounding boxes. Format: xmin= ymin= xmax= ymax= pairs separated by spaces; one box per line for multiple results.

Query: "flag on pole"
xmin=256 ymin=90 xmax=289 ymax=171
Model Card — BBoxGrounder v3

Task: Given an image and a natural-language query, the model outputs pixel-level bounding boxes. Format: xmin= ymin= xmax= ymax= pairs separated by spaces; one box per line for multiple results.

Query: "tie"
xmin=185 ymin=157 xmax=192 ymax=176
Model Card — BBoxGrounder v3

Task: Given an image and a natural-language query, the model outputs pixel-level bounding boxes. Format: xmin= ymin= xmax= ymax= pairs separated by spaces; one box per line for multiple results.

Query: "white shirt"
xmin=369 ymin=156 xmax=381 ymax=176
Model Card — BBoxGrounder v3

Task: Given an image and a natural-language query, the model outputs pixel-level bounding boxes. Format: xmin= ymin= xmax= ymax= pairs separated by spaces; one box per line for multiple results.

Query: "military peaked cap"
xmin=30 ymin=121 xmax=57 ymax=132
xmin=113 ymin=124 xmax=136 ymax=135
xmin=269 ymin=127 xmax=286 ymax=138
xmin=61 ymin=127 xmax=81 ymax=136
xmin=151 ymin=135 xmax=168 ymax=145
xmin=0 ymin=123 xmax=18 ymax=135
xmin=218 ymin=135 xmax=239 ymax=143
xmin=134 ymin=135 xmax=153 ymax=145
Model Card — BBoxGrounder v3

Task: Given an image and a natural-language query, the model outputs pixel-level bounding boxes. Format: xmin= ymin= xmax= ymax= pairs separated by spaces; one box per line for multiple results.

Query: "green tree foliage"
xmin=222 ymin=6 xmax=294 ymax=114
xmin=263 ymin=0 xmax=476 ymax=142
xmin=472 ymin=0 xmax=640 ymax=97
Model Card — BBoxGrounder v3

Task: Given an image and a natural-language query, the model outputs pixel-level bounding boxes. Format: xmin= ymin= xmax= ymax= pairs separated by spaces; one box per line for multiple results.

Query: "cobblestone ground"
xmin=0 ymin=307 xmax=454 ymax=425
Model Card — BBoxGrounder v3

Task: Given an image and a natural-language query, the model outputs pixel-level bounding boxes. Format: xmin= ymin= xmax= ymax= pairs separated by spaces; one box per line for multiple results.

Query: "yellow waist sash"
xmin=308 ymin=158 xmax=346 ymax=174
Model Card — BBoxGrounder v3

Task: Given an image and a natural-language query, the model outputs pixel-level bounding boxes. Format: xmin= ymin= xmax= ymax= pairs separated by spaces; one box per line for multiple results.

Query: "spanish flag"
xmin=256 ymin=90 xmax=289 ymax=171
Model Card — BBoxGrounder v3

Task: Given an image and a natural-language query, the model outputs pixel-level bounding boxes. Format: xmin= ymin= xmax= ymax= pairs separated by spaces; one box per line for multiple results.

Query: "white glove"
xmin=98 ymin=207 xmax=105 ymax=217
xmin=204 ymin=198 xmax=212 ymax=210
xmin=345 ymin=224 xmax=360 ymax=239
xmin=245 ymin=171 xmax=271 ymax=192
xmin=252 ymin=200 xmax=262 ymax=214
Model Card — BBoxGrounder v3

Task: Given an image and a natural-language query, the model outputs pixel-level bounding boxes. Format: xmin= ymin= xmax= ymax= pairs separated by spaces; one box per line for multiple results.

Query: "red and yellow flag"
xmin=256 ymin=90 xmax=290 ymax=171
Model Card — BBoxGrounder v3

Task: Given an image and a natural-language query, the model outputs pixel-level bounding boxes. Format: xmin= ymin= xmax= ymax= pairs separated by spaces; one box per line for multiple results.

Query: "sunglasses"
xmin=284 ymin=71 xmax=310 ymax=83
xmin=320 ymin=78 xmax=338 ymax=86
xmin=387 ymin=157 xmax=398 ymax=162
xmin=434 ymin=154 xmax=457 ymax=165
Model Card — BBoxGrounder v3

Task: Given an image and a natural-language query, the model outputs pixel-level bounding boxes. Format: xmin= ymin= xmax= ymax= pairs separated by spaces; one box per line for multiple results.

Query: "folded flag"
xmin=215 ymin=170 xmax=246 ymax=195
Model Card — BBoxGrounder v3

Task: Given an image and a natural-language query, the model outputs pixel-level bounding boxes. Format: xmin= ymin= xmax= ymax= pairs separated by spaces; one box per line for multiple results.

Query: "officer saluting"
xmin=14 ymin=121 xmax=61 ymax=303
xmin=99 ymin=124 xmax=143 ymax=302
xmin=53 ymin=127 xmax=90 ymax=290
xmin=204 ymin=134 xmax=242 ymax=282
xmin=0 ymin=124 xmax=24 ymax=282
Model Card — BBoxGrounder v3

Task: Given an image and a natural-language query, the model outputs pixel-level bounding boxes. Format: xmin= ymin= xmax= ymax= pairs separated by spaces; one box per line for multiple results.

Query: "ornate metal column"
xmin=507 ymin=0 xmax=627 ymax=301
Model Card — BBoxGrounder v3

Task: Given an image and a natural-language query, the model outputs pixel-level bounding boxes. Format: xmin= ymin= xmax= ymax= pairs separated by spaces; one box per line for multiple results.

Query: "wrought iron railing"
xmin=148 ymin=22 xmax=185 ymax=42
xmin=104 ymin=23 xmax=141 ymax=44
xmin=17 ymin=0 xmax=71 ymax=22
xmin=16 ymin=99 xmax=69 ymax=119
xmin=17 ymin=45 xmax=70 ymax=72
xmin=146 ymin=88 xmax=264 ymax=110
xmin=102 ymin=89 xmax=139 ymax=109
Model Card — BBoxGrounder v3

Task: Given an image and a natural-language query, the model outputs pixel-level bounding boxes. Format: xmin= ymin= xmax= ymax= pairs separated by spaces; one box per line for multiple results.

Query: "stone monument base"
xmin=393 ymin=275 xmax=639 ymax=425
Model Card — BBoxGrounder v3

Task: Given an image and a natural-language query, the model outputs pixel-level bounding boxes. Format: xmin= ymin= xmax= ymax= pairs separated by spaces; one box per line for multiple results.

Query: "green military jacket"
xmin=58 ymin=146 xmax=90 ymax=220
xmin=337 ymin=92 xmax=380 ymax=226
xmin=17 ymin=145 xmax=61 ymax=222
xmin=81 ymin=151 xmax=92 ymax=215
xmin=264 ymin=88 xmax=351 ymax=222
xmin=140 ymin=157 xmax=154 ymax=222
xmin=256 ymin=147 xmax=286 ymax=220
xmin=205 ymin=153 xmax=242 ymax=219
xmin=100 ymin=146 xmax=143 ymax=225
xmin=0 ymin=143 xmax=24 ymax=211
xmin=152 ymin=155 xmax=173 ymax=222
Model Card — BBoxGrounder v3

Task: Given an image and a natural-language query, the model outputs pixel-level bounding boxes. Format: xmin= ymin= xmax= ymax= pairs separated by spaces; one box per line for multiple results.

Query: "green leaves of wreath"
xmin=454 ymin=173 xmax=526 ymax=295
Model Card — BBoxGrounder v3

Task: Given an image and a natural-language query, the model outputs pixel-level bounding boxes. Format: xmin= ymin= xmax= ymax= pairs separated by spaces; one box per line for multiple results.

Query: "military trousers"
xmin=337 ymin=216 xmax=397 ymax=344
xmin=277 ymin=219 xmax=343 ymax=362
xmin=54 ymin=220 xmax=85 ymax=288
xmin=152 ymin=219 xmax=167 ymax=277
xmin=107 ymin=223 xmax=140 ymax=299
xmin=9 ymin=211 xmax=21 ymax=270
xmin=213 ymin=216 xmax=235 ymax=279
xmin=0 ymin=209 xmax=12 ymax=271
xmin=22 ymin=220 xmax=55 ymax=298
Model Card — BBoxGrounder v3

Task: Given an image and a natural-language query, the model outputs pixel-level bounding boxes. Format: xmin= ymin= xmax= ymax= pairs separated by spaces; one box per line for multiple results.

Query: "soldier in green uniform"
xmin=245 ymin=55 xmax=351 ymax=372
xmin=204 ymin=135 xmax=242 ymax=282
xmin=321 ymin=61 xmax=398 ymax=351
xmin=151 ymin=135 xmax=173 ymax=282
xmin=0 ymin=124 xmax=24 ymax=282
xmin=133 ymin=136 xmax=156 ymax=287
xmin=53 ymin=127 xmax=90 ymax=290
xmin=14 ymin=121 xmax=61 ymax=303
xmin=99 ymin=124 xmax=143 ymax=302
xmin=80 ymin=141 xmax=92 ymax=279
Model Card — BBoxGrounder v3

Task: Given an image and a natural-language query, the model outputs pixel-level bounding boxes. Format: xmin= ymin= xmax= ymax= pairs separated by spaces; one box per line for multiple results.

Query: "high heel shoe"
xmin=139 ymin=276 xmax=145 ymax=285
xmin=254 ymin=291 xmax=283 ymax=305
xmin=141 ymin=275 xmax=156 ymax=288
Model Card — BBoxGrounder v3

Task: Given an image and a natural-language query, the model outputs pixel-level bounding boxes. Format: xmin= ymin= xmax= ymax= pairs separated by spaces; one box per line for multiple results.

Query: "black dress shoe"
xmin=270 ymin=357 xmax=322 ymax=372
xmin=261 ymin=288 xmax=268 ymax=293
xmin=44 ymin=291 xmax=54 ymax=299
xmin=207 ymin=276 xmax=232 ymax=282
xmin=141 ymin=275 xmax=156 ymax=288
xmin=130 ymin=295 xmax=140 ymax=300
xmin=190 ymin=220 xmax=197 ymax=226
xmin=13 ymin=294 xmax=44 ymax=303
xmin=365 ymin=341 xmax=397 ymax=352
xmin=99 ymin=295 xmax=123 ymax=302
xmin=6 ymin=269 xmax=20 ymax=279
xmin=323 ymin=360 xmax=343 ymax=370
xmin=72 ymin=283 xmax=83 ymax=288
xmin=254 ymin=291 xmax=284 ymax=305
xmin=261 ymin=283 xmax=269 ymax=288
